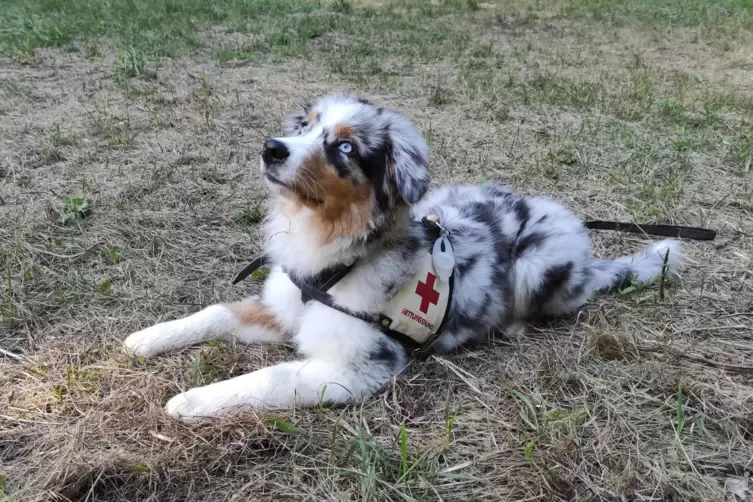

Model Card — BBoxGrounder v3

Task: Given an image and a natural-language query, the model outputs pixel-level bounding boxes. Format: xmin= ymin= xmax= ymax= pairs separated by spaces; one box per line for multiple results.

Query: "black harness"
xmin=234 ymin=217 xmax=453 ymax=353
xmin=233 ymin=219 xmax=715 ymax=353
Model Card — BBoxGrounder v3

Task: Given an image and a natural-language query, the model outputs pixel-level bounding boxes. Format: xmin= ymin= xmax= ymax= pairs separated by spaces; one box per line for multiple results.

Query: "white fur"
xmin=123 ymin=303 xmax=282 ymax=358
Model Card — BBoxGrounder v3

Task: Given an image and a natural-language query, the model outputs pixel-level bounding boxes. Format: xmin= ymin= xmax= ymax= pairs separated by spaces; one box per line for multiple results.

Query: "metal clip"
xmin=422 ymin=213 xmax=450 ymax=236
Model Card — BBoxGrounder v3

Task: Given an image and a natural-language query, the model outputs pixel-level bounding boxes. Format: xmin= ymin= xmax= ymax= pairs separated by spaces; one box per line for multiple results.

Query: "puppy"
xmin=124 ymin=94 xmax=681 ymax=421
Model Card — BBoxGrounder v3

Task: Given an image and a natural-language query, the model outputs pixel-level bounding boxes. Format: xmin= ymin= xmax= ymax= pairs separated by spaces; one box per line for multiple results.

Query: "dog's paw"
xmin=505 ymin=321 xmax=528 ymax=337
xmin=165 ymin=388 xmax=218 ymax=422
xmin=123 ymin=324 xmax=170 ymax=358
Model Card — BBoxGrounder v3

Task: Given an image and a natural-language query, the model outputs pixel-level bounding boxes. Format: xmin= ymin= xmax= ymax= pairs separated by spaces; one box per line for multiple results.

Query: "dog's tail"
xmin=585 ymin=239 xmax=683 ymax=293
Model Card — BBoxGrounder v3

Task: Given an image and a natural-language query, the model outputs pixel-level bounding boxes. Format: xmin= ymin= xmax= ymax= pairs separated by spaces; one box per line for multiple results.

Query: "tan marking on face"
xmin=293 ymin=152 xmax=374 ymax=243
xmin=334 ymin=123 xmax=353 ymax=139
xmin=307 ymin=110 xmax=318 ymax=125
xmin=228 ymin=302 xmax=284 ymax=333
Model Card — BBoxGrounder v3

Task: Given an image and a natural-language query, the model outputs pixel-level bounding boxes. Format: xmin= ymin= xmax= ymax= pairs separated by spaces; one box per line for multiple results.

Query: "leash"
xmin=584 ymin=220 xmax=716 ymax=240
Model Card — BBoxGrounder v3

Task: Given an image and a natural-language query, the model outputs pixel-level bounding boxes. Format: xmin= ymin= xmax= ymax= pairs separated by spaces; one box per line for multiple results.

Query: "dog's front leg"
xmin=165 ymin=358 xmax=386 ymax=421
xmin=122 ymin=298 xmax=286 ymax=357
xmin=123 ymin=268 xmax=302 ymax=357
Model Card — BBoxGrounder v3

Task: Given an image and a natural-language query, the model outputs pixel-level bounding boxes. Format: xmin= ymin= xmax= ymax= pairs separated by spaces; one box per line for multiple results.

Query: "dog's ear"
xmin=283 ymin=101 xmax=312 ymax=136
xmin=385 ymin=112 xmax=430 ymax=204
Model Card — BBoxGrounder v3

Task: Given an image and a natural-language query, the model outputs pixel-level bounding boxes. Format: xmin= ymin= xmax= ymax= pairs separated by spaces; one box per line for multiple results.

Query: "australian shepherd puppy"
xmin=124 ymin=94 xmax=682 ymax=421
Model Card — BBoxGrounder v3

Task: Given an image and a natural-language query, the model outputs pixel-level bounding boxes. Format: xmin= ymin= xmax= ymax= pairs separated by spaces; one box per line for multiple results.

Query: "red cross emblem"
xmin=415 ymin=272 xmax=440 ymax=314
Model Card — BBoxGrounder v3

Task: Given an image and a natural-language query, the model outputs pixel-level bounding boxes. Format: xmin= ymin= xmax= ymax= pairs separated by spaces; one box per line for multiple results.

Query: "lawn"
xmin=1 ymin=0 xmax=752 ymax=500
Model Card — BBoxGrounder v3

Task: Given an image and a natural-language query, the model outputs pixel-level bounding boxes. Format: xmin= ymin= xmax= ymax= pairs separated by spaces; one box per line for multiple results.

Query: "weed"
xmin=192 ymin=352 xmax=201 ymax=387
xmin=398 ymin=424 xmax=408 ymax=477
xmin=96 ymin=279 xmax=113 ymax=295
xmin=188 ymin=344 xmax=245 ymax=386
xmin=730 ymin=124 xmax=753 ymax=173
xmin=545 ymin=145 xmax=579 ymax=166
xmin=523 ymin=440 xmax=535 ymax=463
xmin=115 ymin=46 xmax=148 ymax=83
xmin=673 ymin=137 xmax=691 ymax=152
xmin=57 ymin=195 xmax=93 ymax=226
xmin=40 ymin=125 xmax=78 ymax=163
xmin=233 ymin=204 xmax=264 ymax=228
xmin=193 ymin=75 xmax=218 ymax=128
xmin=339 ymin=423 xmax=434 ymax=498
xmin=215 ymin=46 xmax=252 ymax=63
xmin=0 ymin=474 xmax=9 ymax=501
xmin=675 ymin=380 xmax=686 ymax=440
xmin=85 ymin=102 xmax=138 ymax=149
xmin=513 ymin=390 xmax=539 ymax=431
xmin=251 ymin=269 xmax=268 ymax=280
xmin=99 ymin=246 xmax=125 ymax=265
xmin=84 ymin=42 xmax=100 ymax=59
xmin=51 ymin=125 xmax=78 ymax=148
xmin=1 ymin=256 xmax=19 ymax=330
xmin=428 ymin=84 xmax=452 ymax=107
xmin=268 ymin=417 xmax=296 ymax=433
xmin=318 ymin=385 xmax=328 ymax=410
xmin=444 ymin=412 xmax=456 ymax=442
xmin=526 ymin=73 xmax=604 ymax=109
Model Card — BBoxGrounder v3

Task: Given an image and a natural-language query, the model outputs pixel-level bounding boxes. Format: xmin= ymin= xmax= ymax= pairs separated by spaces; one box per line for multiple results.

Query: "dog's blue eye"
xmin=339 ymin=142 xmax=353 ymax=154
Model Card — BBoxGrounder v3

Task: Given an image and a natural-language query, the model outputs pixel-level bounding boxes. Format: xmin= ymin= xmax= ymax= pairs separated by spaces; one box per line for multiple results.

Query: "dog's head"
xmin=260 ymin=94 xmax=429 ymax=241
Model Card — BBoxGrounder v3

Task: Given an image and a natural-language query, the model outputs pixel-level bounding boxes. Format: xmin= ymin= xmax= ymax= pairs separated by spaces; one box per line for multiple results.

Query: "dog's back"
xmin=413 ymin=184 xmax=681 ymax=351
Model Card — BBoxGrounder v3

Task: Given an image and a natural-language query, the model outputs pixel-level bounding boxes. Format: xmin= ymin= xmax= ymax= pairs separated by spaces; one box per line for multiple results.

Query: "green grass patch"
xmin=0 ymin=0 xmax=318 ymax=63
xmin=57 ymin=195 xmax=93 ymax=226
xmin=99 ymin=245 xmax=125 ymax=265
xmin=524 ymin=73 xmax=605 ymax=109
xmin=233 ymin=204 xmax=264 ymax=228
xmin=557 ymin=0 xmax=753 ymax=36
xmin=215 ymin=45 xmax=252 ymax=63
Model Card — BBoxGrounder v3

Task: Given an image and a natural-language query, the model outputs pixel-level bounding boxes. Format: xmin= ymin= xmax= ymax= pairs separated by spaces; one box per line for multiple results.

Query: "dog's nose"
xmin=262 ymin=139 xmax=290 ymax=165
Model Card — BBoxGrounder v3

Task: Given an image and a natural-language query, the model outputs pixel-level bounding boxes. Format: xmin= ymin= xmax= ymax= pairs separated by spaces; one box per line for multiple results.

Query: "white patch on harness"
xmin=382 ymin=248 xmax=451 ymax=345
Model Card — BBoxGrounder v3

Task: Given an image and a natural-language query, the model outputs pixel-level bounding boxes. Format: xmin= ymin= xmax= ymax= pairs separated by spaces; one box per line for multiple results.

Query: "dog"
xmin=123 ymin=94 xmax=682 ymax=421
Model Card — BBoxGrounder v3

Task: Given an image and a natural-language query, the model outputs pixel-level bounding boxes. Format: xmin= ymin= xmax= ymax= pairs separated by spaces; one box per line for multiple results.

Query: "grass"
xmin=1 ymin=0 xmax=753 ymax=501
xmin=214 ymin=45 xmax=252 ymax=64
xmin=233 ymin=204 xmax=264 ymax=229
xmin=55 ymin=195 xmax=93 ymax=226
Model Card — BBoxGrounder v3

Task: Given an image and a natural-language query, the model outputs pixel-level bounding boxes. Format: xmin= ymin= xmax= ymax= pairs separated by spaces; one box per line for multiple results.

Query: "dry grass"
xmin=2 ymin=0 xmax=753 ymax=500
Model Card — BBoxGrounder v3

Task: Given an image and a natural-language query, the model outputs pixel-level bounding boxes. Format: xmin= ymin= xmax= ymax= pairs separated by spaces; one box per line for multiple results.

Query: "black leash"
xmin=584 ymin=221 xmax=716 ymax=241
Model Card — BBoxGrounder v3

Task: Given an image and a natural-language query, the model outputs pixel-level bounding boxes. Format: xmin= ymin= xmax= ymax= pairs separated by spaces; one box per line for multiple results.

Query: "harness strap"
xmin=231 ymin=255 xmax=422 ymax=351
xmin=584 ymin=221 xmax=716 ymax=240
xmin=232 ymin=256 xmax=269 ymax=285
xmin=286 ymin=274 xmax=422 ymax=351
